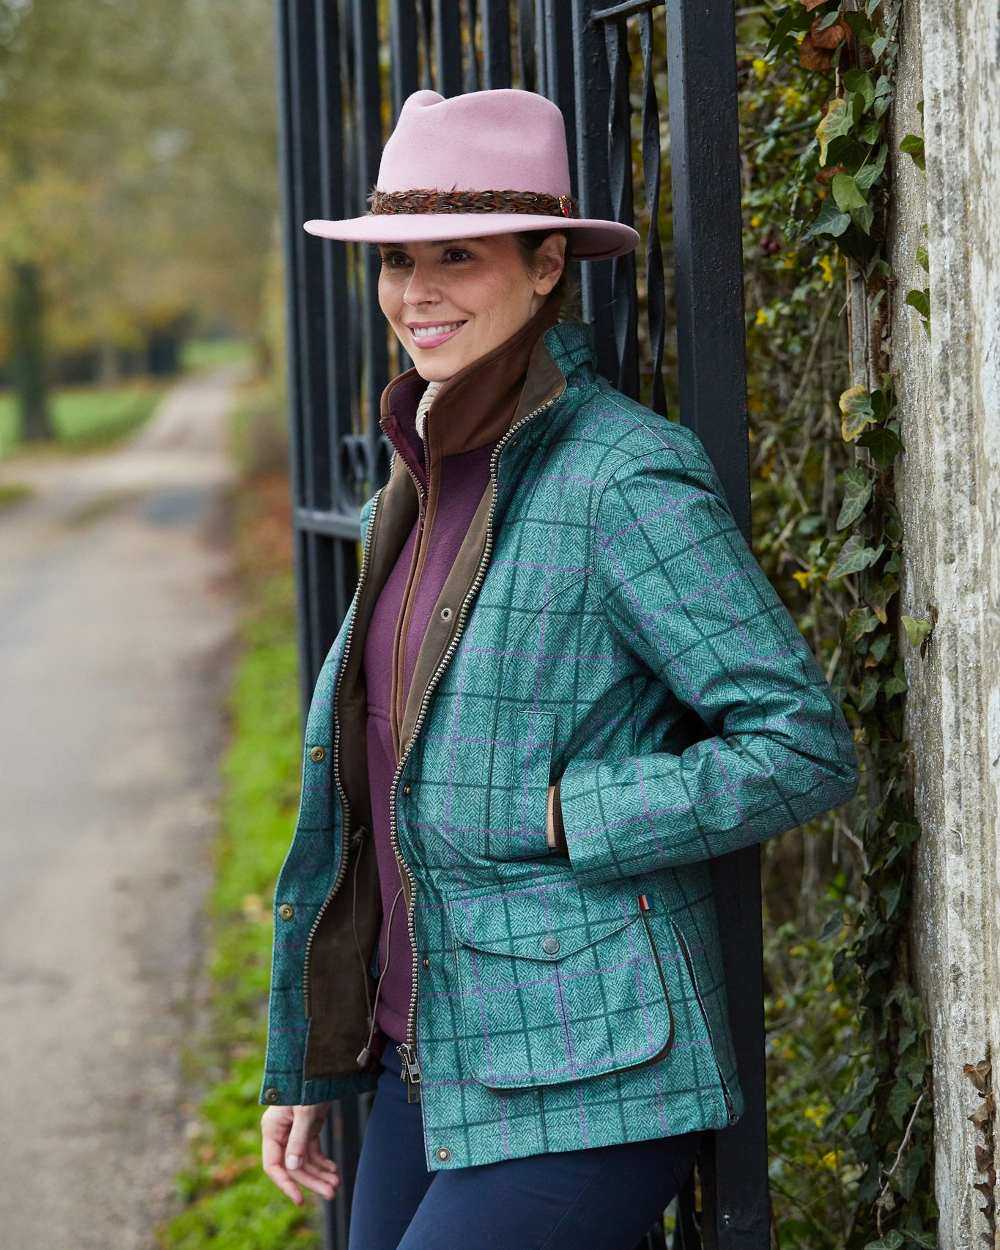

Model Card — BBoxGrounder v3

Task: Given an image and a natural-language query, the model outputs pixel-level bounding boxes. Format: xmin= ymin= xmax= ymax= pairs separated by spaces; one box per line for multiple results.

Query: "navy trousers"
xmin=347 ymin=1041 xmax=702 ymax=1250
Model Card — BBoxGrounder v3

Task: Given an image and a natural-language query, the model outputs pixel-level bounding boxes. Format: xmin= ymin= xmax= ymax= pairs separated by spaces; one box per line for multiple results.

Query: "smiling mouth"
xmin=408 ymin=320 xmax=467 ymax=344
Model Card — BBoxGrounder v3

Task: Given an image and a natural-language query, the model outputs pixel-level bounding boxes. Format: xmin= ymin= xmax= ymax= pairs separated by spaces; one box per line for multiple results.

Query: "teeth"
xmin=411 ymin=322 xmax=464 ymax=339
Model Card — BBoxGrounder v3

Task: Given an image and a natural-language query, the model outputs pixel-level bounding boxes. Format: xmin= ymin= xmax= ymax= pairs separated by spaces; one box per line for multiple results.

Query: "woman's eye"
xmin=380 ymin=249 xmax=471 ymax=267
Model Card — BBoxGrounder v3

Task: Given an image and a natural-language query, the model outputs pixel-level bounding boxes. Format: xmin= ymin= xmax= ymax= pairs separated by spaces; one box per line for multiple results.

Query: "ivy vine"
xmin=758 ymin=3 xmax=937 ymax=1247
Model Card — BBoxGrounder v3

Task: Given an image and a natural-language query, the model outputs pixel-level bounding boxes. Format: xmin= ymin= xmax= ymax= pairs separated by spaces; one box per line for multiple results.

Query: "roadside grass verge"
xmin=0 ymin=481 xmax=33 ymax=512
xmin=0 ymin=380 xmax=167 ymax=458
xmin=181 ymin=338 xmax=254 ymax=373
xmin=158 ymin=378 xmax=324 ymax=1250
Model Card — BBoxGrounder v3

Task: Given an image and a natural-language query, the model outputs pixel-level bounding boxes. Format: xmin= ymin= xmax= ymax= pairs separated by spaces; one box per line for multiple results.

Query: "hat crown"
xmin=376 ymin=88 xmax=572 ymax=198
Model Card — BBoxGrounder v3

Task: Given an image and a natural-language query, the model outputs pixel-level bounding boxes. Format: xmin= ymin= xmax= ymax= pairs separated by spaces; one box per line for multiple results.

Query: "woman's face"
xmin=376 ymin=231 xmax=567 ymax=380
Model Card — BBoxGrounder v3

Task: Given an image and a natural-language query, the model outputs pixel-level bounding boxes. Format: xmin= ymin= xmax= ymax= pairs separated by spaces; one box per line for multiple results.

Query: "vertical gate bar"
xmin=286 ymin=0 xmax=333 ymax=679
xmin=432 ymin=0 xmax=463 ymax=96
xmin=350 ymin=0 xmax=388 ymax=494
xmin=603 ymin=15 xmax=639 ymax=396
xmin=542 ymin=0 xmax=577 ymax=175
xmin=516 ymin=0 xmax=535 ymax=90
xmin=533 ymin=0 xmax=546 ymax=94
xmin=388 ymin=0 xmax=421 ymax=383
xmin=637 ymin=10 xmax=667 ymax=418
xmin=481 ymin=0 xmax=511 ymax=88
xmin=416 ymin=0 xmax=434 ymax=88
xmin=390 ymin=0 xmax=420 ymax=120
xmin=664 ymin=2 xmax=770 ymax=1247
xmin=317 ymin=0 xmax=356 ymax=627
xmin=569 ymin=0 xmax=616 ymax=380
xmin=274 ymin=0 xmax=313 ymax=715
xmin=463 ymin=0 xmax=481 ymax=90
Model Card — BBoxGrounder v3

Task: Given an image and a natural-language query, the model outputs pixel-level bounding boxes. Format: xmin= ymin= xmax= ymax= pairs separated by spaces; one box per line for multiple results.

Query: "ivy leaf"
xmin=843 ymin=69 xmax=876 ymax=111
xmin=820 ymin=908 xmax=845 ymax=940
xmin=817 ymin=97 xmax=853 ymax=165
xmin=906 ymin=288 xmax=930 ymax=319
xmin=883 ymin=658 xmax=909 ymax=698
xmin=895 ymin=1143 xmax=929 ymax=1202
xmin=900 ymin=132 xmax=925 ymax=171
xmin=904 ymin=1226 xmax=937 ymax=1249
xmin=868 ymin=575 xmax=899 ymax=624
xmin=856 ymin=142 xmax=888 ymax=191
xmin=804 ymin=198 xmax=852 ymax=240
xmin=865 ymin=1230 xmax=905 ymax=1250
xmin=765 ymin=6 xmax=812 ymax=57
xmin=828 ymin=532 xmax=884 ymax=581
xmin=915 ymin=243 xmax=929 ymax=272
xmin=858 ymin=424 xmax=904 ymax=468
xmin=837 ymin=465 xmax=874 ymax=528
xmin=901 ymin=615 xmax=933 ymax=649
xmin=858 ymin=673 xmax=879 ymax=715
xmin=839 ymin=385 xmax=878 ymax=441
xmin=846 ymin=606 xmax=880 ymax=643
xmin=833 ymin=172 xmax=868 ymax=212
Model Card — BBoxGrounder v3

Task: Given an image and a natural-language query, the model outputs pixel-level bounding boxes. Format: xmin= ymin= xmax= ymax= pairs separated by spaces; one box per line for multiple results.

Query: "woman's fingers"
xmin=261 ymin=1117 xmax=305 ymax=1205
xmin=305 ymin=1136 xmax=340 ymax=1178
xmin=262 ymin=1104 xmax=340 ymax=1205
xmin=287 ymin=1157 xmax=337 ymax=1200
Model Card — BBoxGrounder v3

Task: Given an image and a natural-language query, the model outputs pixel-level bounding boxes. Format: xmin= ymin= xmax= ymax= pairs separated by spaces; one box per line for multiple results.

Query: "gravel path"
xmin=0 ymin=365 xmax=245 ymax=1248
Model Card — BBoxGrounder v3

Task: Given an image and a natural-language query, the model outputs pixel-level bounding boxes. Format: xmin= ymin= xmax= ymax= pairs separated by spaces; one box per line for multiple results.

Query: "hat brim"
xmin=302 ymin=212 xmax=639 ymax=261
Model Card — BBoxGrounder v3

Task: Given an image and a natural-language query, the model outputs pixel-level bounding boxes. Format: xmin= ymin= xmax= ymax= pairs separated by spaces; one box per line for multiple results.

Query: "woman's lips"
xmin=408 ymin=320 xmax=467 ymax=349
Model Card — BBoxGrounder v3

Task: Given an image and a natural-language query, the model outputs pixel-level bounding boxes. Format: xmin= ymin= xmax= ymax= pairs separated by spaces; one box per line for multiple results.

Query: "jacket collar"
xmin=377 ymin=290 xmax=568 ymax=492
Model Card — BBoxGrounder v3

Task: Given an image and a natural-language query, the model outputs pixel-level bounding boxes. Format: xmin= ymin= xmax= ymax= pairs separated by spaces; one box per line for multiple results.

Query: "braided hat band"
xmin=368 ymin=186 xmax=580 ymax=219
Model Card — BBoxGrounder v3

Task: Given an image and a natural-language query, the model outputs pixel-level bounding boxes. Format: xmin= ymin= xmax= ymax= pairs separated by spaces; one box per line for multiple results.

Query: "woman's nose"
xmin=403 ymin=264 xmax=439 ymax=305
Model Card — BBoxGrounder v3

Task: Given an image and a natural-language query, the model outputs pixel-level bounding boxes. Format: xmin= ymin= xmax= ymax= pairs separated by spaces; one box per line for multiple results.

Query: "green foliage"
xmin=741 ymin=3 xmax=936 ymax=1246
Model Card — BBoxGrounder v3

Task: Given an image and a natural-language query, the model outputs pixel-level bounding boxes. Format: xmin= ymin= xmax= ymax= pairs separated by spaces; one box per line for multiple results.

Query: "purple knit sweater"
xmin=362 ymin=380 xmax=498 ymax=1044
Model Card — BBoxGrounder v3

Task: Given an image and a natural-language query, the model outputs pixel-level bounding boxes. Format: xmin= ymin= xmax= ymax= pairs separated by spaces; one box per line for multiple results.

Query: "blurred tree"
xmin=0 ymin=0 xmax=278 ymax=437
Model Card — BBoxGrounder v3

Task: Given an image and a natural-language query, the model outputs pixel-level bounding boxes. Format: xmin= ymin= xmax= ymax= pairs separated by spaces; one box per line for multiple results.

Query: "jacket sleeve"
xmin=554 ymin=434 xmax=860 ymax=884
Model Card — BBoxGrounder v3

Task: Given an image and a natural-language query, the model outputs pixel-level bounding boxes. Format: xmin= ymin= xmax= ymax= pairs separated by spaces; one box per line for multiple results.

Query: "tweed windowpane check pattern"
xmin=259 ymin=320 xmax=860 ymax=1171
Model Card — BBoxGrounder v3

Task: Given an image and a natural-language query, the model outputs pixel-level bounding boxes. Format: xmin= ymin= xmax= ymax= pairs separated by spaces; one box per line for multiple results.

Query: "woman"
xmin=259 ymin=88 xmax=860 ymax=1248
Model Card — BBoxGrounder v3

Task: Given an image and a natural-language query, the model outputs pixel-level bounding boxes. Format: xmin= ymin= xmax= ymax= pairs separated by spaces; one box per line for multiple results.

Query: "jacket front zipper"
xmin=300 ymin=483 xmax=385 ymax=1020
xmin=386 ymin=382 xmax=566 ymax=1103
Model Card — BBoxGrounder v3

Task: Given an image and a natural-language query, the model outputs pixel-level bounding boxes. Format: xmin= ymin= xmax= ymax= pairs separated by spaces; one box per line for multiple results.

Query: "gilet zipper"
xmin=386 ymin=382 xmax=566 ymax=1103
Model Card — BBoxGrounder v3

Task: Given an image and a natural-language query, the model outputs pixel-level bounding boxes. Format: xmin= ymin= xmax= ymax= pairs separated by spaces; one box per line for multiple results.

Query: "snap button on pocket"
xmin=263 ymin=1087 xmax=282 ymax=1104
xmin=278 ymin=903 xmax=294 ymax=921
xmin=309 ymin=745 xmax=326 ymax=762
xmin=439 ymin=606 xmax=452 ymax=621
xmin=436 ymin=1146 xmax=452 ymax=1162
xmin=541 ymin=935 xmax=560 ymax=955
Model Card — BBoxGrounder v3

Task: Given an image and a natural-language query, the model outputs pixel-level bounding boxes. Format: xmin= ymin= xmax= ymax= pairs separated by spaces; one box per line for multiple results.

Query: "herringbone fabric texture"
xmin=259 ymin=319 xmax=860 ymax=1172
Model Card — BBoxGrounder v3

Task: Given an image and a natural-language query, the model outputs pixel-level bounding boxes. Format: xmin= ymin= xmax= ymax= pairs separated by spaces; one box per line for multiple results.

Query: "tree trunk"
xmin=9 ymin=259 xmax=53 ymax=443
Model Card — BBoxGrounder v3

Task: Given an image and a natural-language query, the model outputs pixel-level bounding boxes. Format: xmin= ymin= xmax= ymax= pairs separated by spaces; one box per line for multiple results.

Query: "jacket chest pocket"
xmin=484 ymin=705 xmax=557 ymax=861
xmin=443 ymin=879 xmax=674 ymax=1089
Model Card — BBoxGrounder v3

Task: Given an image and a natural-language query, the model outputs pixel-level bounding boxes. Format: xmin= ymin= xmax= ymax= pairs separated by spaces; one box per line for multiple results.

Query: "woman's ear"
xmin=532 ymin=232 xmax=567 ymax=295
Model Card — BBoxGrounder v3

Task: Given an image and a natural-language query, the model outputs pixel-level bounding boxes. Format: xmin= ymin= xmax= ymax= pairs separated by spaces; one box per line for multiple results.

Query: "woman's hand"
xmin=261 ymin=1101 xmax=340 ymax=1205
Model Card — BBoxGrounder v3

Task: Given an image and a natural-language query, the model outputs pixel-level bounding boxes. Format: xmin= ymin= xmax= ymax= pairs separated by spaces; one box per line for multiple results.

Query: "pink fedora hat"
xmin=303 ymin=88 xmax=639 ymax=262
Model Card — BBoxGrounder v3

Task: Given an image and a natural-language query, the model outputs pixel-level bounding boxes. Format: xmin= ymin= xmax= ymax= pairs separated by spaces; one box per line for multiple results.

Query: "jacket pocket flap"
xmin=442 ymin=880 xmax=674 ymax=1089
xmin=445 ymin=884 xmax=637 ymax=961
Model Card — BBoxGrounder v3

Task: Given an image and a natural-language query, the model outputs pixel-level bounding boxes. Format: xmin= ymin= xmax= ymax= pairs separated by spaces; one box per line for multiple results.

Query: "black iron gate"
xmin=274 ymin=2 xmax=770 ymax=1246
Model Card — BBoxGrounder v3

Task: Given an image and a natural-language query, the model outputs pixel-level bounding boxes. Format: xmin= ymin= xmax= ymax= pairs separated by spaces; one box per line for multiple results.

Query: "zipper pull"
xmin=397 ymin=1042 xmax=422 ymax=1103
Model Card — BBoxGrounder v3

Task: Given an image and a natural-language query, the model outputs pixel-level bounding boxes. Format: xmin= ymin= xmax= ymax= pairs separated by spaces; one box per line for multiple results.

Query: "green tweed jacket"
xmin=259 ymin=318 xmax=860 ymax=1173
